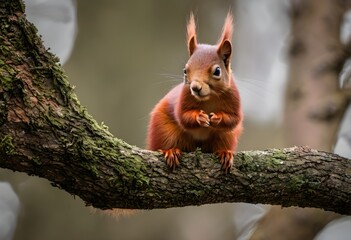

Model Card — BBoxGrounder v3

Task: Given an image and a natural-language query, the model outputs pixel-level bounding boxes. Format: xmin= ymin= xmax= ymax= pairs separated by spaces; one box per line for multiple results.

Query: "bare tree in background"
xmin=250 ymin=0 xmax=351 ymax=239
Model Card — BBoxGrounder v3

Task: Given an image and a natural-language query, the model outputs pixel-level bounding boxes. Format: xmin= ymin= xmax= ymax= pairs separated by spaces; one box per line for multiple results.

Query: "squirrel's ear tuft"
xmin=217 ymin=11 xmax=233 ymax=68
xmin=217 ymin=11 xmax=233 ymax=45
xmin=187 ymin=12 xmax=197 ymax=56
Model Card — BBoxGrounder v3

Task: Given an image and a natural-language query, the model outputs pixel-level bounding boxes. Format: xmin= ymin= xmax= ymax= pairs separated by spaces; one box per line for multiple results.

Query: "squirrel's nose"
xmin=190 ymin=82 xmax=202 ymax=93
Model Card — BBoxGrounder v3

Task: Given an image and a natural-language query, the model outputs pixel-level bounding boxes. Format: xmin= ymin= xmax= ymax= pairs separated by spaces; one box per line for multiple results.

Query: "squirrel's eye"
xmin=213 ymin=66 xmax=221 ymax=79
xmin=183 ymin=68 xmax=187 ymax=75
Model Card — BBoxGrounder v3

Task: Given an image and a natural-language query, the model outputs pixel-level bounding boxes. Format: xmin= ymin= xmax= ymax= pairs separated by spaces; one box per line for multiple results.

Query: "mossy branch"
xmin=0 ymin=0 xmax=351 ymax=215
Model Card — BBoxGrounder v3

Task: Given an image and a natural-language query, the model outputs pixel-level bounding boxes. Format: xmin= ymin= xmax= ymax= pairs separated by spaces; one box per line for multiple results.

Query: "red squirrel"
xmin=147 ymin=12 xmax=243 ymax=172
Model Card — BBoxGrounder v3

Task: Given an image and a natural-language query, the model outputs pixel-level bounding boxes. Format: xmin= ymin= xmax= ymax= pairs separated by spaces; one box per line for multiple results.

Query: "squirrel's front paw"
xmin=196 ymin=110 xmax=210 ymax=127
xmin=209 ymin=112 xmax=222 ymax=126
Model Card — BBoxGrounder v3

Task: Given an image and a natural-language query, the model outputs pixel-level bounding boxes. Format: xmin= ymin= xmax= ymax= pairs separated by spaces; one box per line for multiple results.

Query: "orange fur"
xmin=187 ymin=12 xmax=197 ymax=56
xmin=147 ymin=12 xmax=242 ymax=172
xmin=217 ymin=11 xmax=234 ymax=45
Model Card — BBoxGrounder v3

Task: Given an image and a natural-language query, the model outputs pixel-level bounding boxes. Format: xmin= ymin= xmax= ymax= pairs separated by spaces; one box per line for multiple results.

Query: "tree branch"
xmin=0 ymin=0 xmax=350 ymax=215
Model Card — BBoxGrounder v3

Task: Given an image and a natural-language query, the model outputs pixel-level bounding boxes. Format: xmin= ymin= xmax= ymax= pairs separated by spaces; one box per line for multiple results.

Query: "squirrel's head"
xmin=183 ymin=12 xmax=234 ymax=101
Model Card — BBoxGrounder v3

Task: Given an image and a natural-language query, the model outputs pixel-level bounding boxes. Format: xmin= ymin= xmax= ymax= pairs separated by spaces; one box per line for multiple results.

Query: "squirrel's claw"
xmin=196 ymin=110 xmax=210 ymax=128
xmin=216 ymin=150 xmax=234 ymax=173
xmin=161 ymin=148 xmax=181 ymax=170
xmin=209 ymin=112 xmax=222 ymax=126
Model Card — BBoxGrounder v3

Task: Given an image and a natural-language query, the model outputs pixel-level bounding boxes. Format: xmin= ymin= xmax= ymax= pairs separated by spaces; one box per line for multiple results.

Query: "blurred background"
xmin=0 ymin=0 xmax=350 ymax=239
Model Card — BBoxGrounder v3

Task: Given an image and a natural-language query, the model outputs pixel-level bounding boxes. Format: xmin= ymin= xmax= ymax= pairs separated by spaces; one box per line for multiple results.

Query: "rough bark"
xmin=0 ymin=0 xmax=351 ymax=215
xmin=251 ymin=0 xmax=351 ymax=239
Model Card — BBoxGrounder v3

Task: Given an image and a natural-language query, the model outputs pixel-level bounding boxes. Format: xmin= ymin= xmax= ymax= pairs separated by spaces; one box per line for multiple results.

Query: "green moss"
xmin=114 ymin=154 xmax=150 ymax=188
xmin=266 ymin=158 xmax=281 ymax=168
xmin=186 ymin=189 xmax=205 ymax=198
xmin=258 ymin=149 xmax=288 ymax=171
xmin=0 ymin=49 xmax=18 ymax=91
xmin=0 ymin=45 xmax=10 ymax=57
xmin=90 ymin=165 xmax=100 ymax=177
xmin=46 ymin=112 xmax=64 ymax=129
xmin=0 ymin=135 xmax=15 ymax=155
xmin=236 ymin=149 xmax=290 ymax=178
xmin=100 ymin=122 xmax=109 ymax=132
xmin=74 ymin=133 xmax=150 ymax=190
xmin=271 ymin=149 xmax=287 ymax=160
xmin=32 ymin=156 xmax=42 ymax=165
xmin=19 ymin=0 xmax=26 ymax=12
xmin=289 ymin=175 xmax=305 ymax=191
xmin=80 ymin=161 xmax=100 ymax=178
xmin=264 ymin=152 xmax=284 ymax=169
xmin=237 ymin=151 xmax=260 ymax=172
xmin=0 ymin=75 xmax=13 ymax=91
